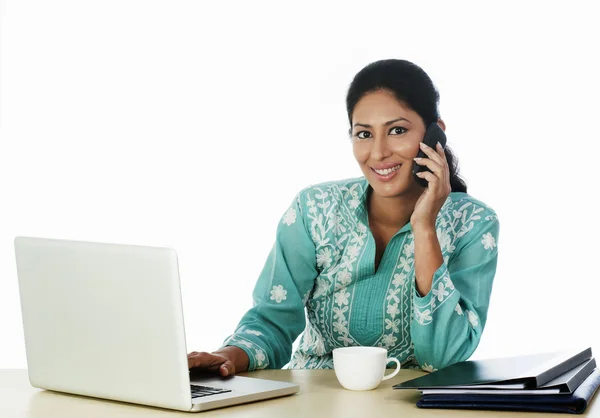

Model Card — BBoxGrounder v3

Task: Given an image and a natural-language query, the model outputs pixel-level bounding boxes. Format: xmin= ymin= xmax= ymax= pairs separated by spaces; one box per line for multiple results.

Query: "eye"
xmin=355 ymin=131 xmax=372 ymax=140
xmin=389 ymin=127 xmax=407 ymax=135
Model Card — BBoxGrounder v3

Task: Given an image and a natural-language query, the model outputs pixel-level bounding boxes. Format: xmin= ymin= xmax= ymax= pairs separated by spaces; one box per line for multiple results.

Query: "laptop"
xmin=13 ymin=236 xmax=299 ymax=412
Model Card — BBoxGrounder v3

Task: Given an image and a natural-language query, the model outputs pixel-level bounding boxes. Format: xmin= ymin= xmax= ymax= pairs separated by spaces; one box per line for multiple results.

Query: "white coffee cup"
xmin=332 ymin=346 xmax=401 ymax=391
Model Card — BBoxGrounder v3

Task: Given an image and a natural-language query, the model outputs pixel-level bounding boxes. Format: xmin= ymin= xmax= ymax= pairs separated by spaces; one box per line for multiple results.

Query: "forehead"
xmin=352 ymin=90 xmax=416 ymax=122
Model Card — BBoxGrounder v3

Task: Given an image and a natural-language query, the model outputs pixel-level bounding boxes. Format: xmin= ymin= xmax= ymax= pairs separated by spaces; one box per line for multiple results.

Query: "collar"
xmin=352 ymin=177 xmax=451 ymax=235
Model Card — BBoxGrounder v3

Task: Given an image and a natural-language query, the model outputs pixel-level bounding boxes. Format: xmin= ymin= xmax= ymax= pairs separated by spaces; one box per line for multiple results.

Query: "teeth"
xmin=374 ymin=165 xmax=401 ymax=175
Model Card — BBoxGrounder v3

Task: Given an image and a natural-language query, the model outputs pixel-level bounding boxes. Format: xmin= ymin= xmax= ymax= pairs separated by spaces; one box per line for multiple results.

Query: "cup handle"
xmin=382 ymin=357 xmax=401 ymax=381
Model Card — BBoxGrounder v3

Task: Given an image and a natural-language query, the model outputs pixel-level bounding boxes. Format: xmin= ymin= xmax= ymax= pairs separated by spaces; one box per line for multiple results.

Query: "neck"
xmin=367 ymin=186 xmax=423 ymax=230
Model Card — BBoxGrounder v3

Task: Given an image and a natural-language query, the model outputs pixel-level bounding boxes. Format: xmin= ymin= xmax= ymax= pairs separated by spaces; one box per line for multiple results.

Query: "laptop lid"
xmin=14 ymin=236 xmax=194 ymax=412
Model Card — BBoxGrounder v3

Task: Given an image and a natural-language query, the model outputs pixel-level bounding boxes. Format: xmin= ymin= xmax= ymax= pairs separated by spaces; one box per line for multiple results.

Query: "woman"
xmin=188 ymin=59 xmax=499 ymax=376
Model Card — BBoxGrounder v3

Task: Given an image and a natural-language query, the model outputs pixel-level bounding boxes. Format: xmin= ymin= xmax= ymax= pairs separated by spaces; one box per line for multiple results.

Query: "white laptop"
xmin=13 ymin=236 xmax=299 ymax=412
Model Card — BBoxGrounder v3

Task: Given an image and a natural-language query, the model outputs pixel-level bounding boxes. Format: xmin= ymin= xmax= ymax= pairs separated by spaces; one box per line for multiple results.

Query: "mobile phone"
xmin=412 ymin=123 xmax=447 ymax=187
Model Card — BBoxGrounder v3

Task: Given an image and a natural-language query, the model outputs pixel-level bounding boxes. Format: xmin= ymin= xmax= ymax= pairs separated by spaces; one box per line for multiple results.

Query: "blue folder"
xmin=416 ymin=368 xmax=600 ymax=414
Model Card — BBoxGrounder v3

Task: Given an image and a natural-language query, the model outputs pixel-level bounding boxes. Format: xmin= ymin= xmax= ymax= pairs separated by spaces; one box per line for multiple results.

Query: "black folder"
xmin=420 ymin=358 xmax=596 ymax=395
xmin=394 ymin=347 xmax=592 ymax=390
xmin=416 ymin=367 xmax=600 ymax=414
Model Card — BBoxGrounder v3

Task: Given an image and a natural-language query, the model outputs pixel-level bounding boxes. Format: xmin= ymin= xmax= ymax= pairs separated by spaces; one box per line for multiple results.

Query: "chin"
xmin=368 ymin=176 xmax=416 ymax=198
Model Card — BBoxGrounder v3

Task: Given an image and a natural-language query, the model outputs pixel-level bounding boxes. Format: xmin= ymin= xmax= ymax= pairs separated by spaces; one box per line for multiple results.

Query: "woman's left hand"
xmin=410 ymin=141 xmax=451 ymax=230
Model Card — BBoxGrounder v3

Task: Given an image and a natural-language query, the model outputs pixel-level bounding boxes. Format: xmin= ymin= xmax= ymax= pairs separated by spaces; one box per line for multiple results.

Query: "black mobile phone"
xmin=412 ymin=123 xmax=447 ymax=187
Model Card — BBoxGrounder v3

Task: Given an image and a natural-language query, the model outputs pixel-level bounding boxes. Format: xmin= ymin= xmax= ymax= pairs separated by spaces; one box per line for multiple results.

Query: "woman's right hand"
xmin=187 ymin=346 xmax=249 ymax=377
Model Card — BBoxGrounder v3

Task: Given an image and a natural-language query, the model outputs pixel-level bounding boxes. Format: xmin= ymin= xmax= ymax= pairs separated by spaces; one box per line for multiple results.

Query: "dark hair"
xmin=346 ymin=59 xmax=467 ymax=193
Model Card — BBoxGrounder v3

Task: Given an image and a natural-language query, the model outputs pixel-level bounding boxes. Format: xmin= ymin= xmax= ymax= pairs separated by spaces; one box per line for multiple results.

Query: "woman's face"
xmin=351 ymin=89 xmax=427 ymax=199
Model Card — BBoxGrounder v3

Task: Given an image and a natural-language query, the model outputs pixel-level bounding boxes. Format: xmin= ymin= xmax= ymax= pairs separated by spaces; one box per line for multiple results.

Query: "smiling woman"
xmin=187 ymin=59 xmax=500 ymax=376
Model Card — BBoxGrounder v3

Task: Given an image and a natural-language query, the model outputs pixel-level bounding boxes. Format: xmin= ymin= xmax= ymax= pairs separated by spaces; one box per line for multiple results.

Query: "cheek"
xmin=352 ymin=144 xmax=369 ymax=163
xmin=389 ymin=139 xmax=420 ymax=158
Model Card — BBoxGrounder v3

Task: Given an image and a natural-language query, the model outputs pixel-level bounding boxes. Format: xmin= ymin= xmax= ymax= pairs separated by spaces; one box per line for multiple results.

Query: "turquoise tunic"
xmin=222 ymin=177 xmax=499 ymax=372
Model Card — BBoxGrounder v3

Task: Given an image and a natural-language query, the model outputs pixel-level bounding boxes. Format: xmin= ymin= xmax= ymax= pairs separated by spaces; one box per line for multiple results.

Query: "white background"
xmin=1 ymin=1 xmax=598 ymax=369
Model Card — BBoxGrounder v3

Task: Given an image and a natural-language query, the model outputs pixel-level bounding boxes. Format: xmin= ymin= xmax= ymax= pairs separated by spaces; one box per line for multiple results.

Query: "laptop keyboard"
xmin=190 ymin=384 xmax=232 ymax=399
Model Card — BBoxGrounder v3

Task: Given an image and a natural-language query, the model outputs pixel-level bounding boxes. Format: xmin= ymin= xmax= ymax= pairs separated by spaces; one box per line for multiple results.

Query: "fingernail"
xmin=414 ymin=157 xmax=422 ymax=161
xmin=420 ymin=142 xmax=426 ymax=148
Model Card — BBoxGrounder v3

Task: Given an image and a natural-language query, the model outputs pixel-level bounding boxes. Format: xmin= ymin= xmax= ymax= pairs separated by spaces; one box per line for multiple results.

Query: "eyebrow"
xmin=352 ymin=117 xmax=410 ymax=129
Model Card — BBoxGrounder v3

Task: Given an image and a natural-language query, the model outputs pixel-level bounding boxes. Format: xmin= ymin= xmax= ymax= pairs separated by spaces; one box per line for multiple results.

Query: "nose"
xmin=370 ymin=135 xmax=392 ymax=161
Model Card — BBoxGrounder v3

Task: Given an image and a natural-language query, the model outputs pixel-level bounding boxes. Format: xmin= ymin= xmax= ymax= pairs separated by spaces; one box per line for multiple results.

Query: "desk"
xmin=1 ymin=369 xmax=597 ymax=417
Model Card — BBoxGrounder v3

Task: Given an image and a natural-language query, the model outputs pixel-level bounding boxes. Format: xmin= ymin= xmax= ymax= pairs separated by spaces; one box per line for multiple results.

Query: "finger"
xmin=219 ymin=360 xmax=235 ymax=377
xmin=435 ymin=141 xmax=447 ymax=160
xmin=419 ymin=142 xmax=445 ymax=165
xmin=435 ymin=142 xmax=451 ymax=183
xmin=188 ymin=351 xmax=208 ymax=369
xmin=188 ymin=352 xmax=224 ymax=370
xmin=414 ymin=158 xmax=443 ymax=178
xmin=415 ymin=170 xmax=438 ymax=185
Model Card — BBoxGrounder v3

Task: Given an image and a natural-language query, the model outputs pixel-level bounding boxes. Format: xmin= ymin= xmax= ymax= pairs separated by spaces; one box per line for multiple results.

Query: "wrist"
xmin=215 ymin=346 xmax=250 ymax=373
xmin=411 ymin=221 xmax=437 ymax=235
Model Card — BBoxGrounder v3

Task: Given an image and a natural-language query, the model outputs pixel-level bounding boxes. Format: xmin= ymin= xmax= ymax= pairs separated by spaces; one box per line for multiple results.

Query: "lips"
xmin=372 ymin=164 xmax=401 ymax=176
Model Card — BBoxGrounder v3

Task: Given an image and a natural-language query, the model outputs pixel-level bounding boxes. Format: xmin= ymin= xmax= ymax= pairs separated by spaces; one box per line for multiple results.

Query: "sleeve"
xmin=220 ymin=192 xmax=318 ymax=370
xmin=410 ymin=210 xmax=500 ymax=372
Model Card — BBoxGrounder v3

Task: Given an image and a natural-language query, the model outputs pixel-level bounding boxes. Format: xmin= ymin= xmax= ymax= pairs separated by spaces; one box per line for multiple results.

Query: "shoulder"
xmin=439 ymin=192 xmax=499 ymax=253
xmin=443 ymin=192 xmax=499 ymax=223
xmin=294 ymin=176 xmax=369 ymax=208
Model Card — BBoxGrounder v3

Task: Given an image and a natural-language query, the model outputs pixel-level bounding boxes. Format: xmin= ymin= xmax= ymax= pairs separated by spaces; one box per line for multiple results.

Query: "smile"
xmin=372 ymin=165 xmax=401 ymax=176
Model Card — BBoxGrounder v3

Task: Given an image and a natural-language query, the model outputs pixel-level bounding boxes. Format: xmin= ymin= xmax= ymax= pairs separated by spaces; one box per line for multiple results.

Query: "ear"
xmin=437 ymin=118 xmax=446 ymax=132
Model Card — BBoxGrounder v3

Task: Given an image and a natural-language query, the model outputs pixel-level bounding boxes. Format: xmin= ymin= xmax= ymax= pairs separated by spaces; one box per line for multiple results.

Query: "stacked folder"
xmin=394 ymin=347 xmax=600 ymax=414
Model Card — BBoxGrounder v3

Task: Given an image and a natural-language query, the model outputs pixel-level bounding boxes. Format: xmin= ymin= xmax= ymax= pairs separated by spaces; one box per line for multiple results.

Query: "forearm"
xmin=213 ymin=346 xmax=250 ymax=374
xmin=411 ymin=280 xmax=481 ymax=370
xmin=413 ymin=224 xmax=444 ymax=296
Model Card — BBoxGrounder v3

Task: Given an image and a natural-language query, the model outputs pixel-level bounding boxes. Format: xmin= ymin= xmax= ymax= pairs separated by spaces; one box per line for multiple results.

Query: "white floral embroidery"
xmin=282 ymin=207 xmax=297 ymax=226
xmin=481 ymin=232 xmax=496 ymax=250
xmin=316 ymin=247 xmax=333 ymax=269
xmin=333 ymin=321 xmax=346 ymax=334
xmin=333 ymin=306 xmax=348 ymax=320
xmin=245 ymin=330 xmax=263 ymax=336
xmin=467 ymin=310 xmax=479 ymax=327
xmin=299 ymin=324 xmax=326 ymax=357
xmin=350 ymin=229 xmax=366 ymax=246
xmin=415 ymin=308 xmax=433 ymax=325
xmin=385 ymin=318 xmax=401 ymax=333
xmin=387 ymin=303 xmax=400 ymax=318
xmin=307 ymin=197 xmax=317 ymax=214
xmin=270 ymin=285 xmax=287 ymax=303
xmin=336 ymin=270 xmax=352 ymax=286
xmin=437 ymin=227 xmax=456 ymax=252
xmin=328 ymin=213 xmax=346 ymax=235
xmin=422 ymin=363 xmax=438 ymax=373
xmin=455 ymin=304 xmax=463 ymax=315
xmin=238 ymin=340 xmax=253 ymax=349
xmin=387 ymin=287 xmax=401 ymax=304
xmin=398 ymin=256 xmax=412 ymax=272
xmin=403 ymin=241 xmax=415 ymax=257
xmin=432 ymin=282 xmax=449 ymax=302
xmin=392 ymin=273 xmax=406 ymax=287
xmin=255 ymin=349 xmax=266 ymax=367
xmin=383 ymin=334 xmax=398 ymax=348
xmin=291 ymin=351 xmax=310 ymax=369
xmin=346 ymin=245 xmax=360 ymax=258
xmin=334 ymin=290 xmax=350 ymax=306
